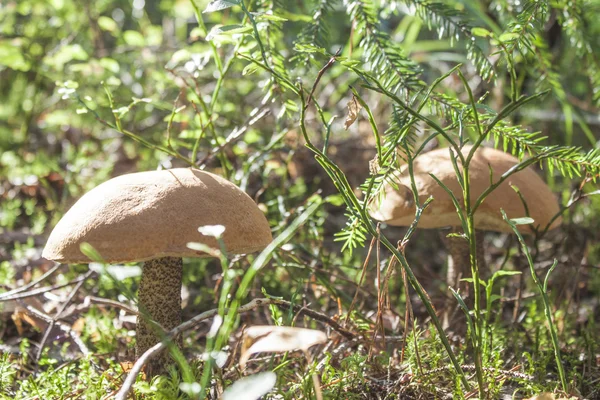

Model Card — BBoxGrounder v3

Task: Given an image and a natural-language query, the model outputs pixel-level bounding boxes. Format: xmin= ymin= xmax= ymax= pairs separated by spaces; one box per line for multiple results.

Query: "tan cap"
xmin=369 ymin=146 xmax=562 ymax=233
xmin=42 ymin=168 xmax=272 ymax=263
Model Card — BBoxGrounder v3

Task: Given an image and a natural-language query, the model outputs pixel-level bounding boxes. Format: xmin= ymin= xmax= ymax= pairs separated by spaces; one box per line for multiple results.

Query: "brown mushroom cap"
xmin=369 ymin=146 xmax=562 ymax=233
xmin=42 ymin=168 xmax=272 ymax=263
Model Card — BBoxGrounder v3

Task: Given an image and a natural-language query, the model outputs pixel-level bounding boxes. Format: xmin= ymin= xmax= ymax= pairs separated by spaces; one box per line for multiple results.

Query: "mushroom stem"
xmin=136 ymin=256 xmax=183 ymax=375
xmin=441 ymin=227 xmax=485 ymax=329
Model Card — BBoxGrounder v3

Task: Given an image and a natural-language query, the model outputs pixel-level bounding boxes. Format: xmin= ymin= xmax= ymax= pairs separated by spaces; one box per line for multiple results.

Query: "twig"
xmin=36 ymin=271 xmax=94 ymax=361
xmin=271 ymin=299 xmax=355 ymax=340
xmin=0 ymin=274 xmax=89 ymax=302
xmin=0 ymin=263 xmax=63 ymax=300
xmin=424 ymin=364 xmax=534 ymax=381
xmin=115 ymin=298 xmax=270 ymax=400
xmin=74 ymin=296 xmax=138 ymax=316
xmin=344 ymin=236 xmax=376 ymax=326
xmin=115 ymin=297 xmax=357 ymax=400
xmin=22 ymin=303 xmax=90 ymax=356
xmin=304 ymin=49 xmax=341 ymax=110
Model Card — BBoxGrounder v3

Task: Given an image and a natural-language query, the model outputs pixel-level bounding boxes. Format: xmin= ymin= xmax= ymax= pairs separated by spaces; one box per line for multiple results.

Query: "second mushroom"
xmin=369 ymin=145 xmax=562 ymax=328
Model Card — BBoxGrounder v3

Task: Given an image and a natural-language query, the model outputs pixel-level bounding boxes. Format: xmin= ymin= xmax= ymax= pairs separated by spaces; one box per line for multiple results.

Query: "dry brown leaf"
xmin=369 ymin=156 xmax=380 ymax=175
xmin=240 ymin=325 xmax=327 ymax=368
xmin=120 ymin=361 xmax=147 ymax=381
xmin=10 ymin=297 xmax=49 ymax=334
xmin=72 ymin=317 xmax=86 ymax=334
xmin=344 ymin=95 xmax=362 ymax=130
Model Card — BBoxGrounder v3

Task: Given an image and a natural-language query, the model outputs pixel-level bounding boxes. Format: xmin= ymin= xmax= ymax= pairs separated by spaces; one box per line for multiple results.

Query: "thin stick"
xmin=304 ymin=350 xmax=323 ymax=400
xmin=0 ymin=263 xmax=63 ymax=300
xmin=36 ymin=271 xmax=94 ymax=361
xmin=0 ymin=275 xmax=89 ymax=302
xmin=304 ymin=49 xmax=341 ymax=110
xmin=273 ymin=300 xmax=355 ymax=340
xmin=78 ymin=296 xmax=138 ymax=316
xmin=115 ymin=298 xmax=356 ymax=400
xmin=22 ymin=303 xmax=90 ymax=356
xmin=344 ymin=235 xmax=376 ymax=325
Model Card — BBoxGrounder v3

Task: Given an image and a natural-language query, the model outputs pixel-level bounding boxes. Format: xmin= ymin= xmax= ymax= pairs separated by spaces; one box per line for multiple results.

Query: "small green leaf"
xmin=490 ymin=270 xmax=522 ymax=281
xmin=252 ymin=12 xmax=288 ymax=22
xmin=471 ymin=27 xmax=491 ymax=37
xmin=113 ymin=106 xmax=130 ymax=118
xmin=189 ymin=27 xmax=205 ymax=40
xmin=242 ymin=63 xmax=259 ymax=76
xmin=510 ymin=217 xmax=535 ymax=225
xmin=44 ymin=44 xmax=88 ymax=69
xmin=99 ymin=57 xmax=120 ymax=73
xmin=325 ymin=194 xmax=345 ymax=207
xmin=284 ymin=99 xmax=299 ymax=112
xmin=498 ymin=32 xmax=520 ymax=43
xmin=461 ymin=277 xmax=487 ymax=288
xmin=204 ymin=0 xmax=239 ymax=13
xmin=489 ymin=294 xmax=502 ymax=304
xmin=123 ymin=30 xmax=145 ymax=46
xmin=206 ymin=24 xmax=252 ymax=41
xmin=98 ymin=16 xmax=118 ymax=32
xmin=105 ymin=76 xmax=121 ymax=86
xmin=80 ymin=243 xmax=105 ymax=263
xmin=294 ymin=43 xmax=327 ymax=54
xmin=0 ymin=42 xmax=30 ymax=71
xmin=340 ymin=59 xmax=361 ymax=68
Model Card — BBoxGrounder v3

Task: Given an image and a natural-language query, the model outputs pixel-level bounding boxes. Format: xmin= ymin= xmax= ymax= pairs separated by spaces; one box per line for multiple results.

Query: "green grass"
xmin=1 ymin=0 xmax=600 ymax=398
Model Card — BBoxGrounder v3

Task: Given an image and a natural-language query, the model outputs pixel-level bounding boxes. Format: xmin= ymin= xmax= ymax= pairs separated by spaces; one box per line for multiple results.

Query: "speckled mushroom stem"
xmin=136 ymin=256 xmax=183 ymax=375
xmin=441 ymin=227 xmax=485 ymax=329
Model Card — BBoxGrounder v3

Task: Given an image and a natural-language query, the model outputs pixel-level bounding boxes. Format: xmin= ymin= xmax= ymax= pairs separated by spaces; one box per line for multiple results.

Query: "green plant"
xmin=2 ymin=0 xmax=600 ymax=398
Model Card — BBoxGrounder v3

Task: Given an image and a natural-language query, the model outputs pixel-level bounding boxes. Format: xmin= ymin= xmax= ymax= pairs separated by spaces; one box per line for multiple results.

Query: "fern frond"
xmin=345 ymin=0 xmax=423 ymax=92
xmin=555 ymin=1 xmax=600 ymax=106
xmin=487 ymin=122 xmax=600 ymax=180
xmin=488 ymin=121 xmax=548 ymax=157
xmin=334 ymin=213 xmax=369 ymax=252
xmin=543 ymin=146 xmax=600 ymax=180
xmin=399 ymin=0 xmax=494 ymax=80
xmin=499 ymin=0 xmax=549 ymax=56
xmin=295 ymin=0 xmax=340 ymax=66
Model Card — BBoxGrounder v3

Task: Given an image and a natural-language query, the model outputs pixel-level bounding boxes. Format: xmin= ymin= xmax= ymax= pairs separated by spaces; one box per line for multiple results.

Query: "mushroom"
xmin=369 ymin=145 xmax=561 ymax=327
xmin=42 ymin=168 xmax=272 ymax=374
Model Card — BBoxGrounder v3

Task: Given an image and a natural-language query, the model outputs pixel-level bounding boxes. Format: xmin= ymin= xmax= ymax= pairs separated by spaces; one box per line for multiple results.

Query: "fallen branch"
xmin=0 ymin=274 xmax=88 ymax=302
xmin=115 ymin=298 xmax=269 ymax=400
xmin=115 ymin=297 xmax=357 ymax=400
xmin=23 ymin=302 xmax=90 ymax=356
xmin=36 ymin=270 xmax=94 ymax=361
xmin=74 ymin=295 xmax=138 ymax=316
xmin=0 ymin=263 xmax=63 ymax=300
xmin=271 ymin=299 xmax=355 ymax=340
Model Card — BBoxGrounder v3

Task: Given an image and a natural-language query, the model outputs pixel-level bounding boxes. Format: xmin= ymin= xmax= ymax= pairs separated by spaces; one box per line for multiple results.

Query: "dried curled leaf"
xmin=369 ymin=156 xmax=380 ymax=175
xmin=344 ymin=95 xmax=362 ymax=130
xmin=222 ymin=372 xmax=276 ymax=400
xmin=240 ymin=325 xmax=327 ymax=368
xmin=8 ymin=297 xmax=49 ymax=335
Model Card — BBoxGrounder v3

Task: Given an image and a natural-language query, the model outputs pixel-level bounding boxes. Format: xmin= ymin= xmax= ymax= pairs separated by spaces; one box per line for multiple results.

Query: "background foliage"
xmin=1 ymin=0 xmax=599 ymax=398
